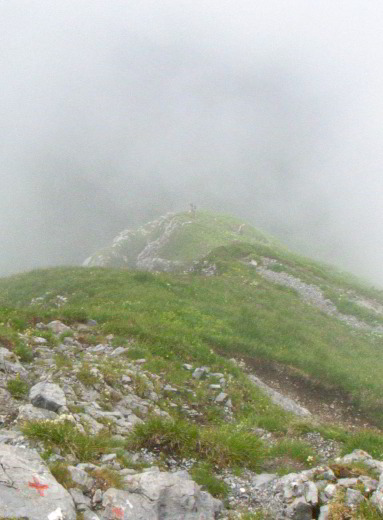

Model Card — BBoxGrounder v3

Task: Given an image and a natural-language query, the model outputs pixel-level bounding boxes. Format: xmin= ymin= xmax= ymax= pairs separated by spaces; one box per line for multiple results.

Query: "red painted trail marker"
xmin=28 ymin=476 xmax=49 ymax=496
xmin=112 ymin=506 xmax=124 ymax=519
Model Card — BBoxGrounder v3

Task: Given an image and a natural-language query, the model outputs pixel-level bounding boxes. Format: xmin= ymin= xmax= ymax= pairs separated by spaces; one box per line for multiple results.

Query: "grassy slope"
xmin=2 ymin=240 xmax=383 ymax=428
xmin=86 ymin=211 xmax=275 ymax=267
xmin=159 ymin=211 xmax=273 ymax=262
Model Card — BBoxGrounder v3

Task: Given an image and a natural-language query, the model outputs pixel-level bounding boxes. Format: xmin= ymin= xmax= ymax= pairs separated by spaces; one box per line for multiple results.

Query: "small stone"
xmin=215 ymin=392 xmax=228 ymax=403
xmin=318 ymin=505 xmax=329 ymax=520
xmin=110 ymin=347 xmax=126 ymax=357
xmin=324 ymin=484 xmax=338 ymax=500
xmin=83 ymin=509 xmax=101 ymax=520
xmin=69 ymin=488 xmax=91 ymax=507
xmin=346 ymin=488 xmax=364 ymax=507
xmin=33 ymin=337 xmax=48 ymax=345
xmin=121 ymin=375 xmax=132 ymax=384
xmin=338 ymin=478 xmax=358 ymax=487
xmin=164 ymin=385 xmax=178 ymax=393
xmin=209 ymin=384 xmax=221 ymax=390
xmin=92 ymin=489 xmax=103 ymax=504
xmin=47 ymin=320 xmax=72 ymax=335
xmin=358 ymin=475 xmax=378 ymax=493
xmin=100 ymin=453 xmax=117 ymax=463
xmin=192 ymin=367 xmax=210 ymax=380
xmin=67 ymin=466 xmax=95 ymax=493
xmin=183 ymin=364 xmax=193 ymax=371
xmin=286 ymin=497 xmax=312 ymax=520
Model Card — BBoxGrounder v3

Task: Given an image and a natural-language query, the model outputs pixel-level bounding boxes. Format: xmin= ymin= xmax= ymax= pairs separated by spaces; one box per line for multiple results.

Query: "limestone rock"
xmin=17 ymin=403 xmax=58 ymax=422
xmin=345 ymin=488 xmax=364 ymax=507
xmin=47 ymin=320 xmax=72 ymax=334
xmin=67 ymin=465 xmax=95 ymax=492
xmin=0 ymin=444 xmax=76 ymax=520
xmin=29 ymin=381 xmax=67 ymax=412
xmin=102 ymin=468 xmax=222 ymax=519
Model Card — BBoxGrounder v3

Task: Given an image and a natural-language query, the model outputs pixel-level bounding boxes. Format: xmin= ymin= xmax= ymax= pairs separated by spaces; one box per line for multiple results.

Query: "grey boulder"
xmin=29 ymin=381 xmax=67 ymax=412
xmin=17 ymin=403 xmax=58 ymax=422
xmin=102 ymin=468 xmax=222 ymax=519
xmin=0 ymin=444 xmax=76 ymax=520
xmin=47 ymin=320 xmax=72 ymax=334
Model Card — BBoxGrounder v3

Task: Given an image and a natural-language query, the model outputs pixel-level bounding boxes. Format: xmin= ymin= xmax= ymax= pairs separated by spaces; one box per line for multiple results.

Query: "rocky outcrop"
xmin=256 ymin=257 xmax=383 ymax=333
xmin=83 ymin=213 xmax=183 ymax=271
xmin=82 ymin=211 xmax=271 ymax=272
xmin=248 ymin=450 xmax=382 ymax=519
xmin=0 ymin=444 xmax=76 ymax=520
xmin=102 ymin=467 xmax=223 ymax=519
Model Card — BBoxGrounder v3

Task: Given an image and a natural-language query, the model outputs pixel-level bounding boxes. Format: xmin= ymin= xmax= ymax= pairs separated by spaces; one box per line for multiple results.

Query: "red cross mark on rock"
xmin=112 ymin=506 xmax=124 ymax=519
xmin=28 ymin=476 xmax=49 ymax=496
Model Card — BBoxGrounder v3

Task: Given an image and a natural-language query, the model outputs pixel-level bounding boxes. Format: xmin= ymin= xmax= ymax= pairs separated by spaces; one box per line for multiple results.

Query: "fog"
xmin=1 ymin=1 xmax=383 ymax=283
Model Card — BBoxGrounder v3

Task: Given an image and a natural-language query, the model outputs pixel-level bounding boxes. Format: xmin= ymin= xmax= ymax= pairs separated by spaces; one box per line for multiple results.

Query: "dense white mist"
xmin=1 ymin=1 xmax=383 ymax=283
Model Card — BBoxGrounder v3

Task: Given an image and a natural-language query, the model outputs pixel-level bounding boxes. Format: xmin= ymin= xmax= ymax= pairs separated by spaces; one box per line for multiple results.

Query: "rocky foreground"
xmin=0 ymin=319 xmax=382 ymax=519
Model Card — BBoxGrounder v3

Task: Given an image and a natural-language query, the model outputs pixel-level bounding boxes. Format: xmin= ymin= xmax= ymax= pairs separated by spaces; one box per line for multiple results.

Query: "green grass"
xmin=76 ymin=362 xmax=99 ymax=386
xmin=342 ymin=430 xmax=383 ymax=460
xmin=268 ymin=439 xmax=316 ymax=465
xmin=127 ymin=417 xmax=264 ymax=470
xmin=22 ymin=419 xmax=120 ymax=462
xmin=49 ymin=461 xmax=75 ymax=489
xmin=6 ymin=377 xmax=28 ymax=399
xmin=190 ymin=463 xmax=229 ymax=498
xmin=2 ymin=223 xmax=383 ymax=439
xmin=356 ymin=502 xmax=383 ymax=520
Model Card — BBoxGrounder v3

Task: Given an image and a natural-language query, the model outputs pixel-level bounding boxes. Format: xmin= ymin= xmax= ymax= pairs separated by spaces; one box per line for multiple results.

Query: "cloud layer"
xmin=2 ymin=1 xmax=383 ymax=283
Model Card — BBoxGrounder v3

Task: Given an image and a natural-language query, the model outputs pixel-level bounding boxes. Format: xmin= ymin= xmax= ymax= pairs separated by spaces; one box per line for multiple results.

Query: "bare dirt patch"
xmin=244 ymin=355 xmax=377 ymax=430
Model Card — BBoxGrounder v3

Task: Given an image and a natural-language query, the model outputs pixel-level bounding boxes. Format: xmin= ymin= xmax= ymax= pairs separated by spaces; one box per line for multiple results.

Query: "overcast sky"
xmin=1 ymin=1 xmax=383 ymax=283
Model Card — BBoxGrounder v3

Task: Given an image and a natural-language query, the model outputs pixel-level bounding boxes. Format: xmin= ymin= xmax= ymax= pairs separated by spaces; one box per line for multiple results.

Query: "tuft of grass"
xmin=36 ymin=329 xmax=58 ymax=346
xmin=6 ymin=376 xmax=28 ymax=399
xmin=190 ymin=463 xmax=229 ymax=498
xmin=330 ymin=462 xmax=379 ymax=480
xmin=90 ymin=468 xmax=125 ymax=490
xmin=127 ymin=417 xmax=264 ymax=470
xmin=356 ymin=501 xmax=383 ymax=519
xmin=343 ymin=430 xmax=383 ymax=460
xmin=54 ymin=353 xmax=73 ymax=370
xmin=268 ymin=439 xmax=316 ymax=465
xmin=22 ymin=419 xmax=119 ymax=462
xmin=49 ymin=461 xmax=75 ymax=489
xmin=130 ymin=373 xmax=150 ymax=399
xmin=14 ymin=343 xmax=33 ymax=362
xmin=328 ymin=488 xmax=383 ymax=519
xmin=76 ymin=362 xmax=99 ymax=386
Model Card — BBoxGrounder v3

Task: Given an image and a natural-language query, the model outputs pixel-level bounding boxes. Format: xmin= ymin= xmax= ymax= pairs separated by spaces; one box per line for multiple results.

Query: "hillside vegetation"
xmin=2 ymin=212 xmax=383 ymax=518
xmin=2 ymin=216 xmax=383 ymax=428
xmin=83 ymin=210 xmax=274 ymax=269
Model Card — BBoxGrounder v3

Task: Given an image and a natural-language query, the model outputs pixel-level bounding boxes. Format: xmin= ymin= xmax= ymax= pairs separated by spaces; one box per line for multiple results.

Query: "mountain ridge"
xmin=1 ymin=211 xmax=383 ymax=518
xmin=83 ymin=210 xmax=274 ymax=271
